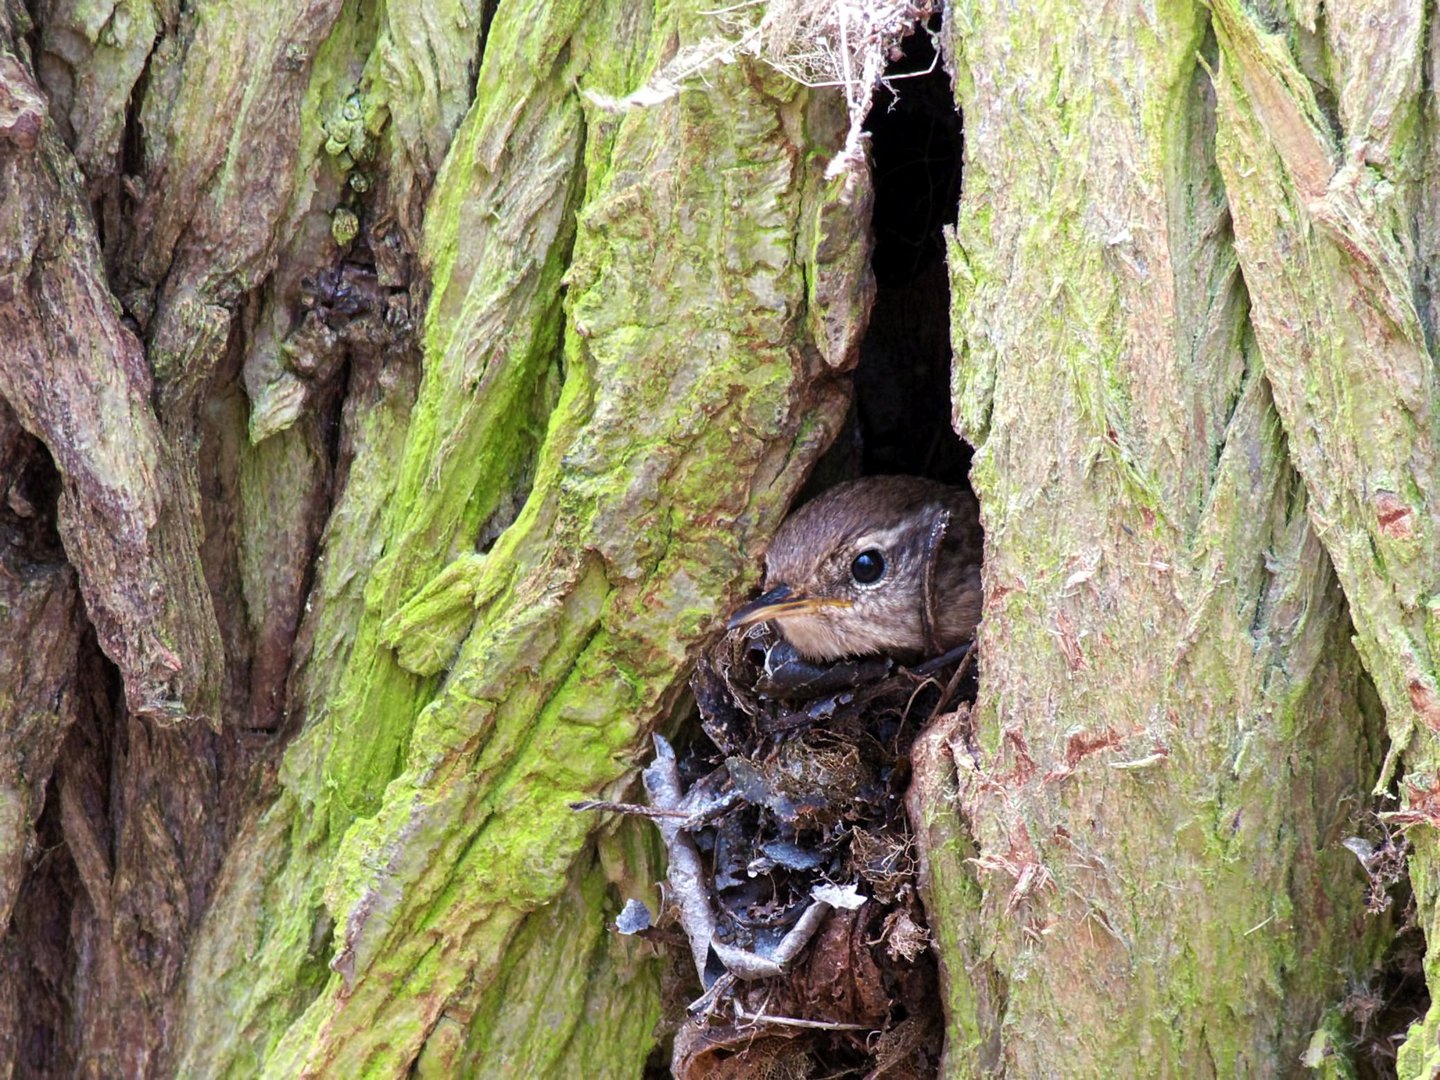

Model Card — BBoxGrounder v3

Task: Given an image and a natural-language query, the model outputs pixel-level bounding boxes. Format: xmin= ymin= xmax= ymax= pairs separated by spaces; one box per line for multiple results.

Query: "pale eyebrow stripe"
xmin=850 ymin=525 xmax=909 ymax=552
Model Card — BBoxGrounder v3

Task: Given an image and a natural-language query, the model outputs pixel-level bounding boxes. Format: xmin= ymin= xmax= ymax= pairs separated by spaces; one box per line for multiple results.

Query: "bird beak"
xmin=726 ymin=584 xmax=853 ymax=631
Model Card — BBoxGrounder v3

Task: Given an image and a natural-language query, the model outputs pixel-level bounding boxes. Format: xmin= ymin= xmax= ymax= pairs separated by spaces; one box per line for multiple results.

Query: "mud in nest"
xmin=603 ymin=626 xmax=974 ymax=1078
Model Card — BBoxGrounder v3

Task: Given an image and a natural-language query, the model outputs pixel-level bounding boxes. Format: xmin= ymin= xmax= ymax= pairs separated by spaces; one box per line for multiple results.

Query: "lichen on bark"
xmin=932 ymin=1 xmax=1388 ymax=1072
xmin=171 ymin=0 xmax=870 ymax=1073
xmin=10 ymin=0 xmax=1434 ymax=1072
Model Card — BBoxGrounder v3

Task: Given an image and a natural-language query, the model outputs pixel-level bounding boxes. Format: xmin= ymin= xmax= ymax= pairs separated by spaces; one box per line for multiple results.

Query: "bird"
xmin=727 ymin=476 xmax=983 ymax=663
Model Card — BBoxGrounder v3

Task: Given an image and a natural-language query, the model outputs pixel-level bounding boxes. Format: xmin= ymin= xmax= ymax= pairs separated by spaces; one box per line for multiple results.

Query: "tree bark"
xmin=927 ymin=1 xmax=1433 ymax=1074
xmin=1 ymin=0 xmax=1437 ymax=1076
xmin=3 ymin=0 xmax=864 ymax=1073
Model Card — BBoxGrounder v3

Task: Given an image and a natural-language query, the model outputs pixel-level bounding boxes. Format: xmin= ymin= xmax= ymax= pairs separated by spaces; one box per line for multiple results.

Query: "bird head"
xmin=728 ymin=476 xmax=980 ymax=663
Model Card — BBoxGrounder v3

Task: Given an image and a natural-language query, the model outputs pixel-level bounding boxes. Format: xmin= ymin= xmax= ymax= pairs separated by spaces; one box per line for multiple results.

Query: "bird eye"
xmin=850 ymin=549 xmax=885 ymax=585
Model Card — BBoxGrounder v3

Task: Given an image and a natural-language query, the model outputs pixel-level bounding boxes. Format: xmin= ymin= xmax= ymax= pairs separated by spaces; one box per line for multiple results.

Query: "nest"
xmin=603 ymin=624 xmax=974 ymax=1078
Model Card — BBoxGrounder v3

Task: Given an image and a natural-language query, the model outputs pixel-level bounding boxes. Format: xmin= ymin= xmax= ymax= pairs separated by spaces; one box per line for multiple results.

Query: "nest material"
xmin=584 ymin=1 xmax=939 ymax=180
xmin=748 ymin=0 xmax=940 ymax=177
xmin=623 ymin=624 xmax=973 ymax=1079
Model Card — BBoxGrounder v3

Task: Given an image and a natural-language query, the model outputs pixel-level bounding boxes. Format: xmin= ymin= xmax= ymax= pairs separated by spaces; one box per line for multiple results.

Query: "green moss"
xmin=379 ymin=553 xmax=495 ymax=675
xmin=1300 ymin=1010 xmax=1360 ymax=1077
xmin=938 ymin=0 xmax=1394 ymax=1072
xmin=177 ymin=0 xmax=867 ymax=1072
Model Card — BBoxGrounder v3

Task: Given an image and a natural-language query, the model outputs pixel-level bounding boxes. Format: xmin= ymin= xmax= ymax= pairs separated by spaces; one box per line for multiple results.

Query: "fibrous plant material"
xmin=585 ymin=0 xmax=937 ymax=178
xmin=750 ymin=0 xmax=939 ymax=177
xmin=600 ymin=626 xmax=968 ymax=1078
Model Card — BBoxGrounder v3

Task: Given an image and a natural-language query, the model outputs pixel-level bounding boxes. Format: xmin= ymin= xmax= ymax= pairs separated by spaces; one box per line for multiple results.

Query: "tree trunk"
xmin=0 ymin=0 xmax=1436 ymax=1076
xmin=921 ymin=4 xmax=1405 ymax=1077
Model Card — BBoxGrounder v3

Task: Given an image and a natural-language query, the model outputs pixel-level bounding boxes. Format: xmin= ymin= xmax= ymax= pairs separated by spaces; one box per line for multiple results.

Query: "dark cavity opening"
xmin=846 ymin=18 xmax=967 ymax=488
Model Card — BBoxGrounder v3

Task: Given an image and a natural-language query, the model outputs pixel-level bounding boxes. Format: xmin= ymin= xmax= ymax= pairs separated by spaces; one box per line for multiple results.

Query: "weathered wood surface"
xmin=3 ymin=0 xmax=1438 ymax=1074
xmin=1 ymin=0 xmax=867 ymax=1073
xmin=929 ymin=1 xmax=1402 ymax=1073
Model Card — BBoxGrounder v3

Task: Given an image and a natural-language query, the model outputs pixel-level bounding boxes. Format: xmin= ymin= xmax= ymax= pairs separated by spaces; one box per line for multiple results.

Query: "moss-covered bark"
xmin=7 ymin=0 xmax=1440 ymax=1073
xmin=936 ymin=1 xmax=1389 ymax=1072
xmin=1205 ymin=5 xmax=1440 ymax=1074
xmin=170 ymin=0 xmax=867 ymax=1072
xmin=4 ymin=0 xmax=865 ymax=1069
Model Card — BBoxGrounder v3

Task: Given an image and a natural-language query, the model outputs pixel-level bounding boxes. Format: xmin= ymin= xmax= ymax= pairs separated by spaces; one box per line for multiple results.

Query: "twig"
xmin=912 ymin=639 xmax=974 ymax=678
xmin=644 ymin=735 xmax=721 ymax=982
xmin=688 ymin=972 xmax=737 ymax=1017
xmin=734 ymin=1009 xmax=873 ymax=1031
xmin=569 ymin=799 xmax=691 ymax=819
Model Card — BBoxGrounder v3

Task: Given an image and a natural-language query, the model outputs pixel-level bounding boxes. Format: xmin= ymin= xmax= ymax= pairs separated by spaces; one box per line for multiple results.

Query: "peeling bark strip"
xmin=0 ymin=20 xmax=223 ymax=725
xmin=0 ymin=550 xmax=79 ymax=931
xmin=939 ymin=0 xmax=1383 ymax=1072
xmin=0 ymin=53 xmax=43 ymax=149
xmin=126 ymin=0 xmax=347 ymax=434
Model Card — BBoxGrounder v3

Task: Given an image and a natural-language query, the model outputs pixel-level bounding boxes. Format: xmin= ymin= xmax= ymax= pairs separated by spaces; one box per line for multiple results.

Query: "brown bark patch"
xmin=1064 ymin=726 xmax=1121 ymax=769
xmin=1054 ymin=608 xmax=1086 ymax=671
xmin=1389 ymin=779 xmax=1440 ymax=831
xmin=1002 ymin=725 xmax=1037 ymax=784
xmin=1374 ymin=491 xmax=1414 ymax=539
xmin=1043 ymin=726 xmax=1123 ymax=782
xmin=1407 ymin=678 xmax=1440 ymax=731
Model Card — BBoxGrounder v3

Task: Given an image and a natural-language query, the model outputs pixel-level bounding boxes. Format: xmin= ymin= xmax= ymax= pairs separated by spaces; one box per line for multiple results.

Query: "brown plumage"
xmin=728 ymin=475 xmax=983 ymax=662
